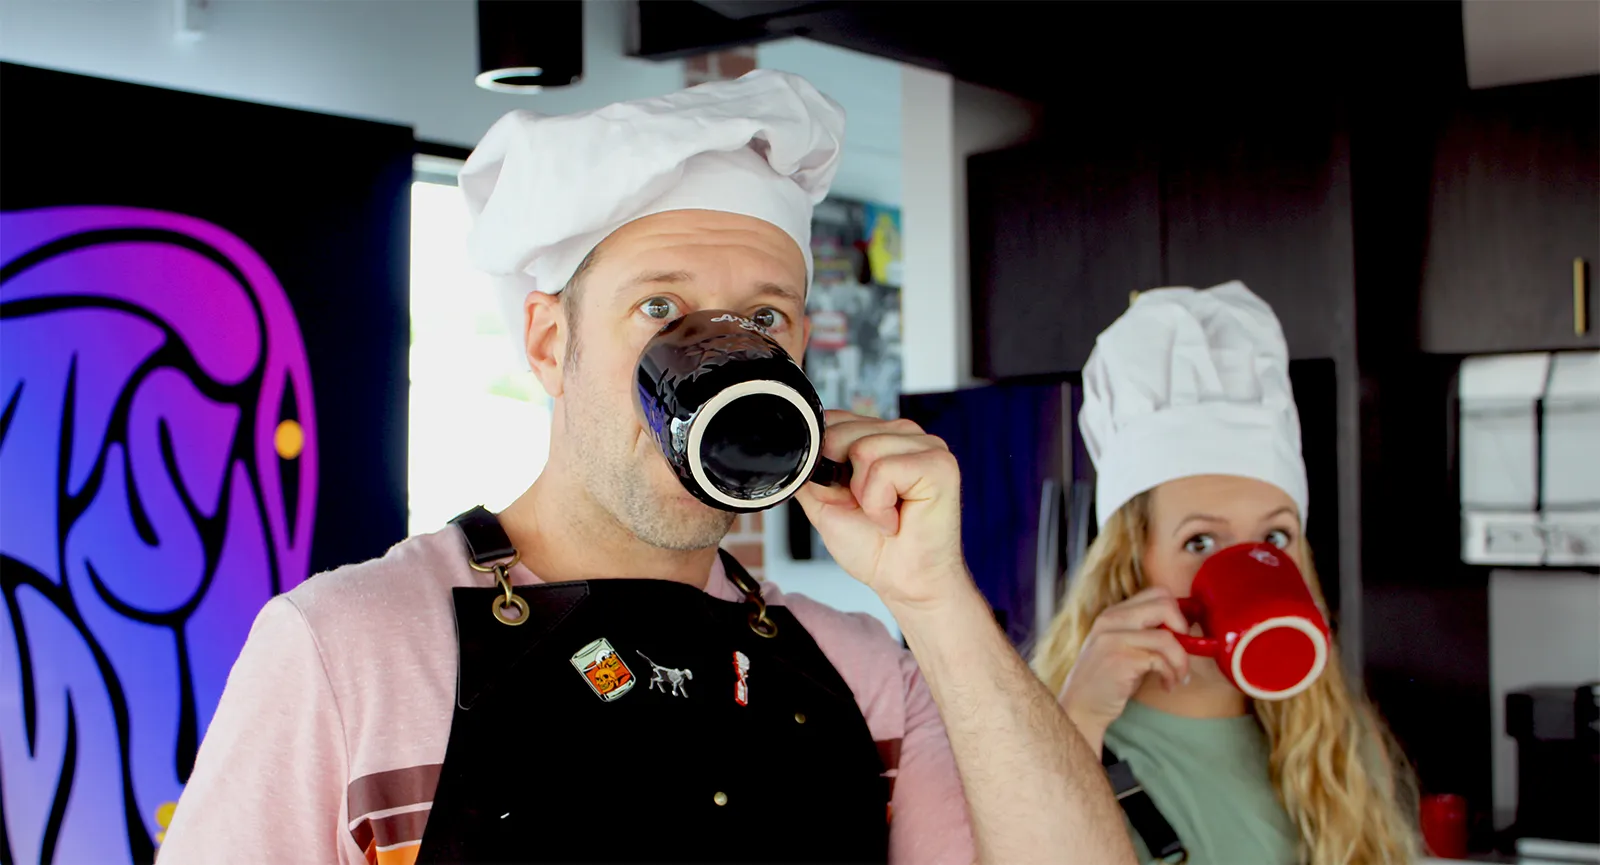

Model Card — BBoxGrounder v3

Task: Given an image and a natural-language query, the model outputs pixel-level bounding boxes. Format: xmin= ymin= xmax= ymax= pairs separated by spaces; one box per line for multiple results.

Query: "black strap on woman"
xmin=1102 ymin=744 xmax=1188 ymax=863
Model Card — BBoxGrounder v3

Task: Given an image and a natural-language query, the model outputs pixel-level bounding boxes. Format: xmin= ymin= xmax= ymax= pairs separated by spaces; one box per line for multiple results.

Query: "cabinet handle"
xmin=1578 ymin=258 xmax=1590 ymax=336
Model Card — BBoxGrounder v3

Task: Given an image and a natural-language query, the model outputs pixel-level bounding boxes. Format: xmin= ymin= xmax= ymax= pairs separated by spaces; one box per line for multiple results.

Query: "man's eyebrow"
xmin=754 ymin=282 xmax=806 ymax=307
xmin=616 ymin=272 xmax=806 ymax=307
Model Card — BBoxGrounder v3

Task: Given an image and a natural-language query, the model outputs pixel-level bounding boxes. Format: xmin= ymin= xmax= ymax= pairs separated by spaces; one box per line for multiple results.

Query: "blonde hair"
xmin=1032 ymin=493 xmax=1419 ymax=865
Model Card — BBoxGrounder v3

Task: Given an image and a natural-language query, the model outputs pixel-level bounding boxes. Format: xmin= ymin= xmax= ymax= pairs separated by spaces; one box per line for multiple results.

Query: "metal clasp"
xmin=725 ymin=562 xmax=778 ymax=638
xmin=470 ymin=553 xmax=529 ymax=627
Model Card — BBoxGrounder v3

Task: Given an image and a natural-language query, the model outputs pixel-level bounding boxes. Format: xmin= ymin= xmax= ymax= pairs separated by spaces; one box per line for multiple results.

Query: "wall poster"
xmin=805 ymin=197 xmax=903 ymax=422
xmin=0 ymin=63 xmax=412 ymax=863
xmin=788 ymin=196 xmax=904 ymax=561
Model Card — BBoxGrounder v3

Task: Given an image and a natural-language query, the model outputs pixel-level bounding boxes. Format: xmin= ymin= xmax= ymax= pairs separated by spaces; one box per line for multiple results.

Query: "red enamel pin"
xmin=733 ymin=651 xmax=751 ymax=706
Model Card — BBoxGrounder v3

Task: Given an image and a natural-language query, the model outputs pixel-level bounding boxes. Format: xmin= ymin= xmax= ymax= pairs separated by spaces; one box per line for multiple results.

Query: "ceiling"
xmin=1464 ymin=0 xmax=1600 ymax=88
xmin=633 ymin=1 xmax=1597 ymax=103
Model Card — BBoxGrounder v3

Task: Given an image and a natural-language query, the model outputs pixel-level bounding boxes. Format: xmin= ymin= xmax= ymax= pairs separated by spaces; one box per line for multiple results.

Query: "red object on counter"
xmin=1421 ymin=793 xmax=1469 ymax=859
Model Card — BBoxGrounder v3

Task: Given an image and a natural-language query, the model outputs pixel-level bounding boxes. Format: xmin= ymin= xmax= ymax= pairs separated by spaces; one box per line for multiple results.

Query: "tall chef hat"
xmin=1079 ymin=281 xmax=1309 ymax=530
xmin=459 ymin=69 xmax=845 ymax=368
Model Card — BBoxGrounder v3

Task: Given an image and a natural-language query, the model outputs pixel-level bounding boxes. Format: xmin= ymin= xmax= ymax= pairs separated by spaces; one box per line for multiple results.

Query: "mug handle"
xmin=1167 ymin=597 xmax=1224 ymax=657
xmin=808 ymin=457 xmax=854 ymax=488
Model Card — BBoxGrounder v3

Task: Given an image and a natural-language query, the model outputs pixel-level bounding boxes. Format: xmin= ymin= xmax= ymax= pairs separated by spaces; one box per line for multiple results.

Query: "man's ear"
xmin=524 ymin=290 xmax=567 ymax=398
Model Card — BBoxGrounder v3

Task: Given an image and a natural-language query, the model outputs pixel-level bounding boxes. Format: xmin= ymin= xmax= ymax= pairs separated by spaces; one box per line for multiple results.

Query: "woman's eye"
xmin=1265 ymin=529 xmax=1292 ymax=550
xmin=640 ymin=296 xmax=678 ymax=320
xmin=1183 ymin=534 xmax=1217 ymax=555
xmin=750 ymin=307 xmax=788 ymax=330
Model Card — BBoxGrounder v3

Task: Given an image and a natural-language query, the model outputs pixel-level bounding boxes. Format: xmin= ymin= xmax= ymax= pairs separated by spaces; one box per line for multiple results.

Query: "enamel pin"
xmin=733 ymin=651 xmax=751 ymax=706
xmin=637 ymin=651 xmax=693 ymax=698
xmin=570 ymin=638 xmax=636 ymax=702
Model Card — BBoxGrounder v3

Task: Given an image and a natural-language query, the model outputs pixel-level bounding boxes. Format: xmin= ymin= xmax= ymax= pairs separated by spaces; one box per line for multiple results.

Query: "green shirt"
xmin=1104 ymin=700 xmax=1302 ymax=865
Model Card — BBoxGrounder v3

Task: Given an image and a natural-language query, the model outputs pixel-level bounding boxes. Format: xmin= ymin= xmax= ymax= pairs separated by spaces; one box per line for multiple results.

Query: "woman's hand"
xmin=1057 ymin=587 xmax=1193 ymax=755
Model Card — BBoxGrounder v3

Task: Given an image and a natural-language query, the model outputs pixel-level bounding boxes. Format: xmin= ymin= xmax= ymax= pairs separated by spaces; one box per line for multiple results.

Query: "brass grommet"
xmin=492 ymin=591 xmax=530 ymax=627
xmin=713 ymin=791 xmax=729 ymax=807
xmin=748 ymin=610 xmax=779 ymax=638
xmin=486 ymin=563 xmax=529 ymax=627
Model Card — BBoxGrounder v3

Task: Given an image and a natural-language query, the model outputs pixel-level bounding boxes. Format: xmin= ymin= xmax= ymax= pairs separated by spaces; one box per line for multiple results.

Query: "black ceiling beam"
xmin=629 ymin=0 xmax=812 ymax=60
xmin=629 ymin=1 xmax=1467 ymax=108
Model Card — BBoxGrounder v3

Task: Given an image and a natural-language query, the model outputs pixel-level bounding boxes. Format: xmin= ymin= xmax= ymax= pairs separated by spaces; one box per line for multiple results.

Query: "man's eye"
xmin=641 ymin=297 xmax=678 ymax=320
xmin=1183 ymin=534 xmax=1217 ymax=555
xmin=750 ymin=307 xmax=788 ymax=330
xmin=1265 ymin=529 xmax=1292 ymax=550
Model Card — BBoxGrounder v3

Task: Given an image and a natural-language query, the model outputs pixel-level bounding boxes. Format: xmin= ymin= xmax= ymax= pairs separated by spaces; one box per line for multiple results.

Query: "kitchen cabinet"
xmin=1419 ymin=76 xmax=1600 ymax=354
xmin=969 ymin=90 xmax=1354 ymax=377
xmin=968 ymin=132 xmax=1161 ymax=379
xmin=1158 ymin=93 xmax=1354 ymax=360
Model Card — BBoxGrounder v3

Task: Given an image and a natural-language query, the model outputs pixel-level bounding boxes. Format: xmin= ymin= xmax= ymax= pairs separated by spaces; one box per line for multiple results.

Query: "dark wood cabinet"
xmin=1159 ymin=95 xmax=1355 ymax=360
xmin=1420 ymin=76 xmax=1600 ymax=354
xmin=969 ymin=134 xmax=1161 ymax=379
xmin=970 ymin=89 xmax=1357 ymax=376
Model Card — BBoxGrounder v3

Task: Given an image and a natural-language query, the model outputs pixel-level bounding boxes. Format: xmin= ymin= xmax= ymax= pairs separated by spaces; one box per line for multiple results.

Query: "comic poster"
xmin=805 ymin=198 xmax=903 ymax=421
xmin=789 ymin=197 xmax=904 ymax=562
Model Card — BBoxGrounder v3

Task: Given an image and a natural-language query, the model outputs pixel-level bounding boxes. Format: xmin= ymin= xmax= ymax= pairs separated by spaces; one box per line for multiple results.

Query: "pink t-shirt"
xmin=157 ymin=527 xmax=975 ymax=865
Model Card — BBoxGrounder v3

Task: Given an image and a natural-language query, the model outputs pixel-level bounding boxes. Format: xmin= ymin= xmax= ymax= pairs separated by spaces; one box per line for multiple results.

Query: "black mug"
xmin=635 ymin=309 xmax=852 ymax=513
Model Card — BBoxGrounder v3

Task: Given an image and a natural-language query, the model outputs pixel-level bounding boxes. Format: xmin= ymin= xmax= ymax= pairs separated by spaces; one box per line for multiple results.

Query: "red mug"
xmin=1420 ymin=793 xmax=1469 ymax=859
xmin=1169 ymin=542 xmax=1330 ymax=701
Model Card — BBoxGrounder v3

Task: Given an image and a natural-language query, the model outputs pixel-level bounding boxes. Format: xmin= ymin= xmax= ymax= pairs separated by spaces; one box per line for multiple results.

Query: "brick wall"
xmin=721 ymin=512 xmax=765 ymax=579
xmin=684 ymin=46 xmax=758 ymax=88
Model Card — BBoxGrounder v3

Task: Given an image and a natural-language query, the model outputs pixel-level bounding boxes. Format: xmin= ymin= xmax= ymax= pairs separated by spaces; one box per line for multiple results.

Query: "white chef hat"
xmin=459 ymin=69 xmax=845 ymax=367
xmin=1080 ymin=281 xmax=1308 ymax=530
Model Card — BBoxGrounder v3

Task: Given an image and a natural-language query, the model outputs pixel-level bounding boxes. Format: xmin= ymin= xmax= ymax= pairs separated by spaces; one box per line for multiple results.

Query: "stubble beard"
xmin=563 ymin=366 xmax=734 ymax=553
xmin=612 ymin=474 xmax=735 ymax=551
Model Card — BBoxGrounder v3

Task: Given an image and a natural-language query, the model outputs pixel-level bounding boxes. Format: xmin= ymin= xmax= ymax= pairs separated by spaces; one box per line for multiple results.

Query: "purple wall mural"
xmin=0 ymin=206 xmax=318 ymax=861
xmin=2 ymin=61 xmax=412 ymax=863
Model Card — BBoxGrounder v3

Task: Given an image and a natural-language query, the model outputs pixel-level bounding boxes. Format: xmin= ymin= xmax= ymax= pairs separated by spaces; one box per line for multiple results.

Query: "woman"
xmin=1032 ymin=282 xmax=1418 ymax=865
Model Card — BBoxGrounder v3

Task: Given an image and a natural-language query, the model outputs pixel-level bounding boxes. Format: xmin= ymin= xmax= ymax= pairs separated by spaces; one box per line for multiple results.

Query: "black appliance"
xmin=1506 ymin=683 xmax=1600 ymax=844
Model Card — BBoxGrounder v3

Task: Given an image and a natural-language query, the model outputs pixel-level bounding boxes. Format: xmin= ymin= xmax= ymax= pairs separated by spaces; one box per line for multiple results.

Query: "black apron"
xmin=415 ymin=507 xmax=891 ymax=864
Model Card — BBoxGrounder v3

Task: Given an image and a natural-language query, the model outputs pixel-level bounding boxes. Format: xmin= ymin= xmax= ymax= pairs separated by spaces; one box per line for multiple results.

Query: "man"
xmin=159 ymin=71 xmax=1132 ymax=865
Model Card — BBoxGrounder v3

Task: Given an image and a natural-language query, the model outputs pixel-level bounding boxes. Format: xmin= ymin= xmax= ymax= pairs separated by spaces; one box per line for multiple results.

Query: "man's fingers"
xmin=850 ymin=449 xmax=958 ymax=536
xmin=820 ymin=414 xmax=936 ymax=462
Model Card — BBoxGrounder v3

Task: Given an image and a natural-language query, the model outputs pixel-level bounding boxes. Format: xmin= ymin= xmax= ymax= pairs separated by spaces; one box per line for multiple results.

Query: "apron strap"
xmin=718 ymin=548 xmax=781 ymax=639
xmin=451 ymin=505 xmax=518 ymax=567
xmin=1102 ymin=744 xmax=1188 ymax=863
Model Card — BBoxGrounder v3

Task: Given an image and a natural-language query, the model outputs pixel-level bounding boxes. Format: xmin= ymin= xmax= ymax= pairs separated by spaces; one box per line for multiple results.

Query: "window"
xmin=408 ymin=158 xmax=552 ymax=536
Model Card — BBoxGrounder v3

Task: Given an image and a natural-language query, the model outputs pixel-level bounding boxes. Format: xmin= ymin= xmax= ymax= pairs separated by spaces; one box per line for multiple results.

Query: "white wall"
xmin=0 ymin=0 xmax=684 ymax=148
xmin=1488 ymin=570 xmax=1600 ymax=827
xmin=1464 ymin=0 xmax=1600 ymax=89
xmin=900 ymin=69 xmax=1040 ymax=394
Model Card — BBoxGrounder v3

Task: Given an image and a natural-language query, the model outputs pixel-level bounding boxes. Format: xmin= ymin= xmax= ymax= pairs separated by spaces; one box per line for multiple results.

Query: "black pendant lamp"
xmin=476 ymin=0 xmax=585 ymax=93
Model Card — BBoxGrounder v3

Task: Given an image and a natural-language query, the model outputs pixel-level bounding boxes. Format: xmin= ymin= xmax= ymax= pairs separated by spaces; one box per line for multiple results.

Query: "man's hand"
xmin=795 ymin=411 xmax=1135 ymax=865
xmin=793 ymin=410 xmax=967 ymax=611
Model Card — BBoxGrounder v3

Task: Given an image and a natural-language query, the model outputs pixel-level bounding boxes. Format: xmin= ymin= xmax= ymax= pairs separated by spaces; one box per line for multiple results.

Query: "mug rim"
xmin=686 ymin=377 xmax=821 ymax=510
xmin=1231 ymin=614 xmax=1329 ymax=701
